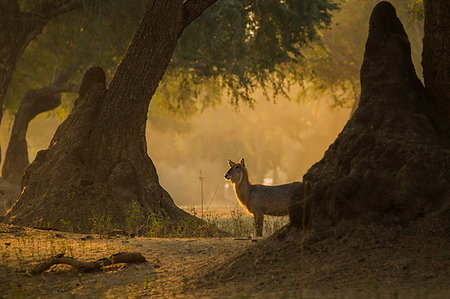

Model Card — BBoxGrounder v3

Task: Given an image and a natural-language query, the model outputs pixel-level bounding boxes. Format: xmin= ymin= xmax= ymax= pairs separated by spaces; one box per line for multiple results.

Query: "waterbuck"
xmin=224 ymin=158 xmax=302 ymax=237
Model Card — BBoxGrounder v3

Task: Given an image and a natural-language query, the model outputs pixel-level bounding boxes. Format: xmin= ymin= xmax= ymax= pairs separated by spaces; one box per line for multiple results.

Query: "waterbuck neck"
xmin=233 ymin=169 xmax=252 ymax=205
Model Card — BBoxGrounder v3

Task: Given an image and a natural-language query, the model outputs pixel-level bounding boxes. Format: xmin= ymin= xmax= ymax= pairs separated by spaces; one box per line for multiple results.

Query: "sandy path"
xmin=1 ymin=224 xmax=449 ymax=298
xmin=0 ymin=225 xmax=254 ymax=298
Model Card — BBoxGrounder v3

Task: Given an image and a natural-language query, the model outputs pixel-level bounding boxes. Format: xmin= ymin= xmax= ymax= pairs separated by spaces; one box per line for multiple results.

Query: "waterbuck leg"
xmin=254 ymin=211 xmax=264 ymax=237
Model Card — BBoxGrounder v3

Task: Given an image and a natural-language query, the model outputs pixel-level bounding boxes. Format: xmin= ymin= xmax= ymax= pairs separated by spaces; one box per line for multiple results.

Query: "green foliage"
xmin=4 ymin=0 xmax=425 ymax=124
xmin=143 ymin=275 xmax=151 ymax=290
xmin=5 ymin=0 xmax=339 ymax=116
xmin=89 ymin=213 xmax=113 ymax=237
xmin=227 ymin=208 xmax=249 ymax=236
xmin=5 ymin=0 xmax=145 ymax=113
xmin=60 ymin=219 xmax=74 ymax=233
xmin=149 ymin=0 xmax=423 ymax=126
xmin=408 ymin=0 xmax=424 ymax=21
xmin=139 ymin=206 xmax=287 ymax=238
xmin=143 ymin=211 xmax=217 ymax=238
xmin=170 ymin=0 xmax=339 ymax=105
xmin=125 ymin=201 xmax=144 ymax=235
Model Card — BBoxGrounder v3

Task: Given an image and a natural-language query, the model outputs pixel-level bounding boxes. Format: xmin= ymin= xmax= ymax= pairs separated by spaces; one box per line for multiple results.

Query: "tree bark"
xmin=31 ymin=252 xmax=146 ymax=274
xmin=422 ymin=0 xmax=450 ymax=136
xmin=5 ymin=0 xmax=219 ymax=234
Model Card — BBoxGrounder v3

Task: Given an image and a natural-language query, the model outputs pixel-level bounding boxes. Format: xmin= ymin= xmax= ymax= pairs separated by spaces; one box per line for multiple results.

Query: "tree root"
xmin=31 ymin=252 xmax=146 ymax=274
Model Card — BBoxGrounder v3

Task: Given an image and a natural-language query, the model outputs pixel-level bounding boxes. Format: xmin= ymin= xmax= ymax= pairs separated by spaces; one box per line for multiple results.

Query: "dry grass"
xmin=0 ymin=223 xmax=254 ymax=298
xmin=0 ymin=208 xmax=448 ymax=298
xmin=185 ymin=206 xmax=289 ymax=238
xmin=0 ymin=207 xmax=285 ymax=298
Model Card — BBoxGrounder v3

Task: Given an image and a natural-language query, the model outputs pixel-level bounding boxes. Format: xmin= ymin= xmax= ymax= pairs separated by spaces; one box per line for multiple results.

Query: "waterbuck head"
xmin=224 ymin=158 xmax=246 ymax=184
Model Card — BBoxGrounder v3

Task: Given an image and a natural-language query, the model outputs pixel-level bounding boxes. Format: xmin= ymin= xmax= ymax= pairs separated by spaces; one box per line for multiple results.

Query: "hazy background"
xmin=0 ymin=92 xmax=350 ymax=209
xmin=149 ymin=95 xmax=351 ymax=208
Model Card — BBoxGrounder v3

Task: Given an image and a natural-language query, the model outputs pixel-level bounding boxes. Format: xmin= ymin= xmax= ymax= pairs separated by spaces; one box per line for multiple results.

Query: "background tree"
xmin=0 ymin=0 xmax=86 ymax=161
xmin=1 ymin=69 xmax=71 ymax=185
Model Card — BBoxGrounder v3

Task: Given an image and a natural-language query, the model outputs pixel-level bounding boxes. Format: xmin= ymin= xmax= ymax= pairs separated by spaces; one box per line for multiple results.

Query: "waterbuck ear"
xmin=239 ymin=158 xmax=245 ymax=167
xmin=228 ymin=159 xmax=235 ymax=167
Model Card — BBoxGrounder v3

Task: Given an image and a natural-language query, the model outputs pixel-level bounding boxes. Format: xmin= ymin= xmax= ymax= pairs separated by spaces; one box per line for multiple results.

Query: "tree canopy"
xmin=4 ymin=0 xmax=423 ymax=121
xmin=4 ymin=0 xmax=339 ymax=115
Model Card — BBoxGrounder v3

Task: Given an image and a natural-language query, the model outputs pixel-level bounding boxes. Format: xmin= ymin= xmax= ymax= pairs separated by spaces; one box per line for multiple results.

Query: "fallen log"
xmin=31 ymin=252 xmax=146 ymax=274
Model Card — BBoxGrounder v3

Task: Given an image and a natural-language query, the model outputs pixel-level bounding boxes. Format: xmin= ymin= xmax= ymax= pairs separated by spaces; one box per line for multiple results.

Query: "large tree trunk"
xmin=1 ymin=70 xmax=69 ymax=185
xmin=290 ymin=1 xmax=450 ymax=233
xmin=422 ymin=0 xmax=450 ymax=136
xmin=5 ymin=0 xmax=218 ymax=234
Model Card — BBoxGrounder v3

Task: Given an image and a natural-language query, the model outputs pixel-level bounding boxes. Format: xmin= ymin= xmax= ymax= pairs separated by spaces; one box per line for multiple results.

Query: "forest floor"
xmin=0 ymin=218 xmax=449 ymax=298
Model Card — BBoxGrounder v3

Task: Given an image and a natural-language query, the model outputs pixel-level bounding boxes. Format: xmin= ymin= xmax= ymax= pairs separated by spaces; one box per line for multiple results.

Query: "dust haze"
xmin=0 ymin=94 xmax=350 ymax=209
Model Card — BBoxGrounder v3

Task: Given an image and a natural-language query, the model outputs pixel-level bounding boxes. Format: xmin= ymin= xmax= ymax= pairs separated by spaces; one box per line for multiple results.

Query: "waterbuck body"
xmin=225 ymin=158 xmax=302 ymax=236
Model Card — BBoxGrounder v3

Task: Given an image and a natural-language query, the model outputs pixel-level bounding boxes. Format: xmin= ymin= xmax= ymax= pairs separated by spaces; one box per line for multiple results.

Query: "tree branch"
xmin=31 ymin=252 xmax=146 ymax=274
xmin=182 ymin=0 xmax=217 ymax=30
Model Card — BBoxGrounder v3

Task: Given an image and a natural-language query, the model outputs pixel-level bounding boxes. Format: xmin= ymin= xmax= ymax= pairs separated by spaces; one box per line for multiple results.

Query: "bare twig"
xmin=206 ymin=184 xmax=219 ymax=212
xmin=199 ymin=170 xmax=205 ymax=218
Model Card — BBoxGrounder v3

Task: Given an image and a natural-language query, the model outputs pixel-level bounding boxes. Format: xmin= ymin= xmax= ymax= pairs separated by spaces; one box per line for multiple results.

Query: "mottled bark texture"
xmin=5 ymin=0 xmax=218 ymax=234
xmin=2 ymin=71 xmax=70 ymax=185
xmin=290 ymin=1 xmax=450 ymax=233
xmin=0 ymin=0 xmax=82 ymax=162
xmin=423 ymin=0 xmax=450 ymax=136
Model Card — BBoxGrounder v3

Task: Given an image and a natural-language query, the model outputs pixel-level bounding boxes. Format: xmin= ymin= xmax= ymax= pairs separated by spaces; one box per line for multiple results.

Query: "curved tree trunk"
xmin=290 ymin=1 xmax=450 ymax=233
xmin=1 ymin=72 xmax=69 ymax=185
xmin=5 ymin=0 xmax=218 ymax=234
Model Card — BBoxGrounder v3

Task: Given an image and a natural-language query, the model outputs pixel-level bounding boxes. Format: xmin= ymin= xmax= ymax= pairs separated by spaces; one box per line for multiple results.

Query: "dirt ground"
xmin=0 ymin=223 xmax=449 ymax=298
